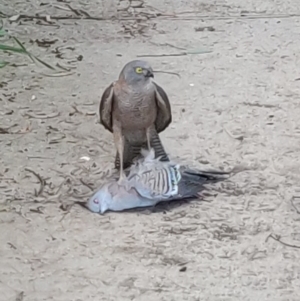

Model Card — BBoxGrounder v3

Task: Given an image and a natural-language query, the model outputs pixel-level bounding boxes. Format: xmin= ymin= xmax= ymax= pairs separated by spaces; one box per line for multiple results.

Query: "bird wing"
xmin=153 ymin=82 xmax=172 ymax=133
xmin=99 ymin=82 xmax=115 ymax=132
xmin=176 ymin=168 xmax=230 ymax=199
xmin=125 ymin=150 xmax=181 ymax=200
xmin=124 ymin=149 xmax=230 ymax=202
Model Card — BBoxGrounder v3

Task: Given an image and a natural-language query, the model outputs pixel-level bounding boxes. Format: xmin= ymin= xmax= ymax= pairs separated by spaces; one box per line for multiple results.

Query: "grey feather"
xmin=85 ymin=149 xmax=229 ymax=214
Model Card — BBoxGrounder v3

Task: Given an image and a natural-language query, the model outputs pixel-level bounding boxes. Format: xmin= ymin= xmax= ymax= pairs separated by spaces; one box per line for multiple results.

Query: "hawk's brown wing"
xmin=153 ymin=82 xmax=172 ymax=133
xmin=99 ymin=82 xmax=115 ymax=133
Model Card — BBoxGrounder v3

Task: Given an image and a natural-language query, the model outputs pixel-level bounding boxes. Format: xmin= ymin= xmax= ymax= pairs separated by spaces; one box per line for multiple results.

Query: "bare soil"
xmin=1 ymin=1 xmax=300 ymax=300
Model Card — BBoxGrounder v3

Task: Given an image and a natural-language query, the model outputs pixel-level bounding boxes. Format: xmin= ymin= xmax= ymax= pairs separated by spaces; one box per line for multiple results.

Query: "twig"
xmin=25 ymin=168 xmax=45 ymax=197
xmin=144 ymin=6 xmax=175 ymax=18
xmin=65 ymin=4 xmax=82 ymax=16
xmin=35 ymin=21 xmax=60 ymax=28
xmin=159 ymin=13 xmax=300 ymax=21
xmin=59 ymin=212 xmax=68 ymax=222
xmin=23 ymin=112 xmax=60 ymax=119
xmin=242 ymin=102 xmax=277 ymax=108
xmin=5 ymin=13 xmax=150 ymax=22
xmin=56 ymin=64 xmax=70 ymax=71
xmin=163 ymin=43 xmax=186 ymax=50
xmin=223 ymin=127 xmax=244 ymax=141
xmin=29 ymin=206 xmax=44 ymax=214
xmin=5 ymin=12 xmax=300 ymax=23
xmin=7 ymin=242 xmax=17 ymax=249
xmin=137 ymin=50 xmax=211 ymax=58
xmin=118 ymin=0 xmax=144 ymax=11
xmin=53 ymin=5 xmax=72 ymax=12
xmin=46 ymin=178 xmax=68 ymax=197
xmin=70 ymin=105 xmax=96 ymax=116
xmin=59 ymin=206 xmax=72 ymax=222
xmin=79 ymin=9 xmax=92 ymax=18
xmin=80 ymin=178 xmax=94 ymax=191
xmin=54 ymin=4 xmax=91 ymax=17
xmin=154 ymin=70 xmax=181 ymax=78
xmin=266 ymin=234 xmax=300 ymax=249
xmin=195 ymin=26 xmax=215 ymax=32
xmin=137 ymin=53 xmax=187 ymax=58
xmin=118 ymin=4 xmax=131 ymax=12
xmin=9 ymin=13 xmax=104 ymax=21
xmin=27 ymin=156 xmax=55 ymax=160
xmin=70 ymin=105 xmax=83 ymax=115
xmin=48 ymin=133 xmax=66 ymax=144
xmin=70 ymin=191 xmax=92 ymax=199
xmin=149 ymin=42 xmax=186 ymax=50
xmin=291 ymin=196 xmax=300 ymax=214
xmin=41 ymin=71 xmax=75 ymax=77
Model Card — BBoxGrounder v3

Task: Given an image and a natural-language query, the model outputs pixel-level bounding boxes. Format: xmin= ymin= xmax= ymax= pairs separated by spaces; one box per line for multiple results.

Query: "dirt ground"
xmin=1 ymin=0 xmax=300 ymax=300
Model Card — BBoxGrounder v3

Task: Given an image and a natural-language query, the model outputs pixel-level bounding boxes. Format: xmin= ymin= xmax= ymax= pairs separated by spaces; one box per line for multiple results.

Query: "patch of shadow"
xmin=74 ymin=197 xmax=205 ymax=215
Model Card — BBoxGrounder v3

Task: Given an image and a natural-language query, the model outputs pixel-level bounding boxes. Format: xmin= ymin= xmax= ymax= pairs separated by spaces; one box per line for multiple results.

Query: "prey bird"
xmin=85 ymin=149 xmax=230 ymax=214
xmin=99 ymin=60 xmax=172 ymax=183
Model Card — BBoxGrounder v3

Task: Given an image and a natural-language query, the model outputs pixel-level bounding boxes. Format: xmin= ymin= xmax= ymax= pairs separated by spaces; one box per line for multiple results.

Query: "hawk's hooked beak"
xmin=144 ymin=69 xmax=154 ymax=78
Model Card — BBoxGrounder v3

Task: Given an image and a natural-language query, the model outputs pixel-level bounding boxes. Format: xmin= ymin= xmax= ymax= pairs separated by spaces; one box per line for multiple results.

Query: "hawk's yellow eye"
xmin=135 ymin=67 xmax=143 ymax=74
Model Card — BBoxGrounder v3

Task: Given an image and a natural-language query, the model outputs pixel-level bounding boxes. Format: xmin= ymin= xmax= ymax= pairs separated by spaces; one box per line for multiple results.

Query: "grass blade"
xmin=32 ymin=55 xmax=55 ymax=70
xmin=12 ymin=36 xmax=35 ymax=63
xmin=0 ymin=29 xmax=56 ymax=71
xmin=0 ymin=61 xmax=9 ymax=68
xmin=0 ymin=18 xmax=4 ymax=32
xmin=0 ymin=43 xmax=26 ymax=53
xmin=12 ymin=37 xmax=28 ymax=52
xmin=0 ymin=29 xmax=6 ymax=37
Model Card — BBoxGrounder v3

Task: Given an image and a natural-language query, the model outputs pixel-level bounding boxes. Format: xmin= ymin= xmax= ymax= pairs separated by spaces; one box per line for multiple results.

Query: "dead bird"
xmin=99 ymin=60 xmax=172 ymax=183
xmin=84 ymin=149 xmax=230 ymax=214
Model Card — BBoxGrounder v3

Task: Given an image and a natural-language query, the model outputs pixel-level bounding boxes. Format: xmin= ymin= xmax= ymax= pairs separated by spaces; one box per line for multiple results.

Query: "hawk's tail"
xmin=151 ymin=131 xmax=169 ymax=162
xmin=114 ymin=132 xmax=169 ymax=170
xmin=114 ymin=142 xmax=142 ymax=170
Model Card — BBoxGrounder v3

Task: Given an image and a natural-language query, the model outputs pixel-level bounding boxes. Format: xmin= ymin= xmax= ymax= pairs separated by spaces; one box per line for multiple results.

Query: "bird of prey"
xmin=85 ymin=148 xmax=230 ymax=214
xmin=99 ymin=60 xmax=172 ymax=183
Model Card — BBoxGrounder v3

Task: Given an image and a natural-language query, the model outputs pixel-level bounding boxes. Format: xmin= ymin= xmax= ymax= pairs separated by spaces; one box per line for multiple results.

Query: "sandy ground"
xmin=1 ymin=0 xmax=300 ymax=300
